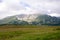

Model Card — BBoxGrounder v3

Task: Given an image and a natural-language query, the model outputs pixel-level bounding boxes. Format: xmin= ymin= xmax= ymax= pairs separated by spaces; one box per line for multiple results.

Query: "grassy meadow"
xmin=0 ymin=25 xmax=60 ymax=40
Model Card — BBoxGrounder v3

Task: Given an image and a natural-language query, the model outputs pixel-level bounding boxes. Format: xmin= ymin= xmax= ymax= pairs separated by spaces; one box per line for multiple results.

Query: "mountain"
xmin=0 ymin=15 xmax=29 ymax=25
xmin=0 ymin=16 xmax=17 ymax=24
xmin=32 ymin=15 xmax=60 ymax=25
xmin=0 ymin=14 xmax=60 ymax=25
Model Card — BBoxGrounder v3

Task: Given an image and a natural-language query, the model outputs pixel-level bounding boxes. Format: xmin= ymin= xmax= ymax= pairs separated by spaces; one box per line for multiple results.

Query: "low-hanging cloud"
xmin=0 ymin=0 xmax=60 ymax=19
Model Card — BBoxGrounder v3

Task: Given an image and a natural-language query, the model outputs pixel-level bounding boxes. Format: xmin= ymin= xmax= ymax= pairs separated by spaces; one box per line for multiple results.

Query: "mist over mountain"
xmin=0 ymin=14 xmax=60 ymax=25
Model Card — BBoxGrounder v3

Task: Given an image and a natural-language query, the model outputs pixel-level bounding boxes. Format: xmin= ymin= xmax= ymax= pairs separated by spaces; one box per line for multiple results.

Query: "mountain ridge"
xmin=0 ymin=14 xmax=60 ymax=25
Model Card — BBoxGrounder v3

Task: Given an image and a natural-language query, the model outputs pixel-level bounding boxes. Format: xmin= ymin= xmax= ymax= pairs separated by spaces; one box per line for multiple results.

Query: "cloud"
xmin=0 ymin=0 xmax=3 ymax=3
xmin=0 ymin=0 xmax=60 ymax=19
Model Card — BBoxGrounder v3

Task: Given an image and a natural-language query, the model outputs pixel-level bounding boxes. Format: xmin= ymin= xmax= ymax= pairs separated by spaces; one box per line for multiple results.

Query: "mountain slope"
xmin=0 ymin=14 xmax=60 ymax=25
xmin=0 ymin=16 xmax=17 ymax=24
xmin=33 ymin=15 xmax=60 ymax=25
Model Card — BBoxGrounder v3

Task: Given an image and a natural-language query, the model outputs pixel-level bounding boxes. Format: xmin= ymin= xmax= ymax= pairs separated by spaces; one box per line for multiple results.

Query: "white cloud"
xmin=48 ymin=13 xmax=60 ymax=17
xmin=0 ymin=0 xmax=60 ymax=19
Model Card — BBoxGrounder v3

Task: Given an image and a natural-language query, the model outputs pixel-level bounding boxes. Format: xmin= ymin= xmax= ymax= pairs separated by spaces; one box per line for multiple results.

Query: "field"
xmin=0 ymin=25 xmax=60 ymax=40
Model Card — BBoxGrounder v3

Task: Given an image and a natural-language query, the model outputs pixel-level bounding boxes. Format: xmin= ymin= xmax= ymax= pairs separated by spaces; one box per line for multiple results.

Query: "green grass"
xmin=0 ymin=31 xmax=30 ymax=40
xmin=7 ymin=31 xmax=60 ymax=40
xmin=0 ymin=25 xmax=60 ymax=40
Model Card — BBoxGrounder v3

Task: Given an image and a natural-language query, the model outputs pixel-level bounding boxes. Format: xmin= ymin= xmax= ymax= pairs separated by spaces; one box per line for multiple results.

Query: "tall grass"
xmin=0 ymin=31 xmax=30 ymax=40
xmin=7 ymin=31 xmax=60 ymax=40
xmin=0 ymin=25 xmax=60 ymax=40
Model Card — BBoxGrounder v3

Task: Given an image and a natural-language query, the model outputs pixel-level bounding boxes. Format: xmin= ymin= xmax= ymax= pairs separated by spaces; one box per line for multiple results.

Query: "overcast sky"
xmin=0 ymin=0 xmax=60 ymax=19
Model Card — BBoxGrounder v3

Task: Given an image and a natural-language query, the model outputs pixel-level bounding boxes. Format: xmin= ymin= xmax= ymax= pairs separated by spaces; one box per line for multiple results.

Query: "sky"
xmin=0 ymin=0 xmax=60 ymax=19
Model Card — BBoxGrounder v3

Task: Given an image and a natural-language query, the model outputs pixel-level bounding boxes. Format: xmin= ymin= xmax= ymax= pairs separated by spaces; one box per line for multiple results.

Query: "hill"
xmin=0 ymin=14 xmax=60 ymax=25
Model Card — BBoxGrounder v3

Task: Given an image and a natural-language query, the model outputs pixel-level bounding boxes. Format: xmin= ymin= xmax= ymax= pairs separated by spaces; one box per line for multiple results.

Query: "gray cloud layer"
xmin=0 ymin=0 xmax=60 ymax=19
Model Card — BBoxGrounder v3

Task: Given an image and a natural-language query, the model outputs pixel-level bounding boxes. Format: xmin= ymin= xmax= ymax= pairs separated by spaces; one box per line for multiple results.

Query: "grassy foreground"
xmin=0 ymin=25 xmax=60 ymax=40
